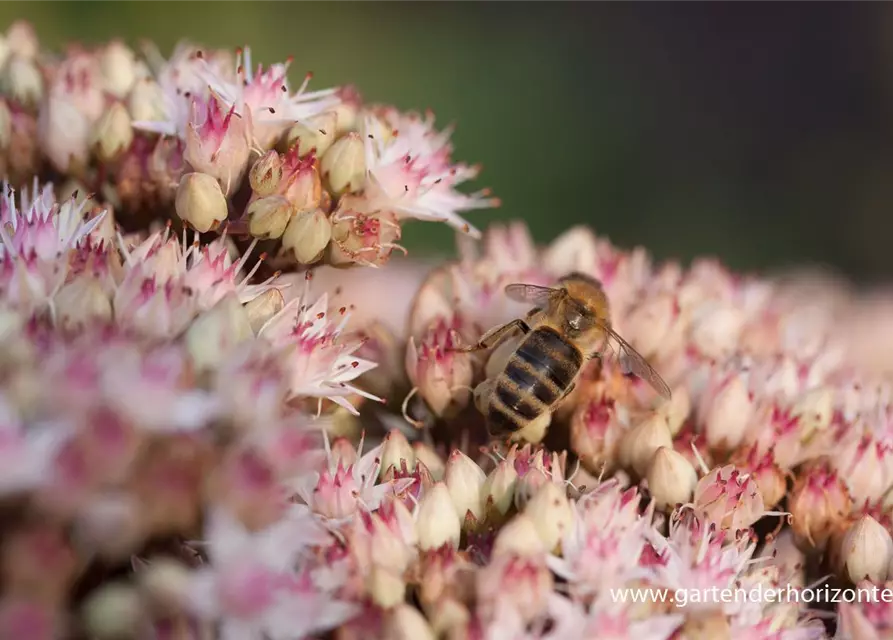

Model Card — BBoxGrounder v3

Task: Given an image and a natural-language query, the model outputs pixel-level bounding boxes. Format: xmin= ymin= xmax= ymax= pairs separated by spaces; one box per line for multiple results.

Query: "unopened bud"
xmin=100 ymin=40 xmax=138 ymax=98
xmin=839 ymin=515 xmax=893 ymax=584
xmin=127 ymin=79 xmax=166 ymax=123
xmin=523 ymin=482 xmax=573 ymax=553
xmin=321 ymin=132 xmax=366 ymax=196
xmin=6 ymin=22 xmax=38 ymax=60
xmin=416 ymin=482 xmax=461 ymax=551
xmin=81 ymin=582 xmax=145 ymax=639
xmin=185 ymin=294 xmax=253 ymax=371
xmin=282 ymin=209 xmax=332 ymax=264
xmin=91 ymin=102 xmax=133 ymax=162
xmin=379 ymin=429 xmax=415 ymax=480
xmin=138 ymin=558 xmax=192 ymax=612
xmin=658 ymin=385 xmax=690 ymax=436
xmin=284 ymin=162 xmax=322 ymax=214
xmin=247 ymin=195 xmax=294 ymax=240
xmin=444 ymin=450 xmax=486 ymax=530
xmin=413 ymin=442 xmax=445 ymax=481
xmin=383 ymin=603 xmax=436 ymax=640
xmin=492 ymin=513 xmax=546 ymax=557
xmin=367 ymin=565 xmax=406 ymax=609
xmin=249 ymin=150 xmax=283 ymax=196
xmin=646 ymin=446 xmax=697 ymax=511
xmin=701 ymin=373 xmax=753 ymax=454
xmin=286 ymin=112 xmax=337 ymax=157
xmin=244 ymin=289 xmax=285 ymax=334
xmin=482 ymin=459 xmax=518 ymax=524
xmin=619 ymin=412 xmax=673 ymax=478
xmin=175 ymin=172 xmax=228 ymax=233
xmin=2 ymin=56 xmax=43 ymax=106
xmin=53 ymin=276 xmax=112 ymax=332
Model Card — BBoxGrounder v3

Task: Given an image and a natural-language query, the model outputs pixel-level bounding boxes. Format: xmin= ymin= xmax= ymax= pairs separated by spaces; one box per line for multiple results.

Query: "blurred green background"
xmin=6 ymin=2 xmax=893 ymax=282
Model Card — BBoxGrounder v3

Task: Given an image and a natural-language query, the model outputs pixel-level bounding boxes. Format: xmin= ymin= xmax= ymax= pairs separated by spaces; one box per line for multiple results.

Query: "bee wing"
xmin=504 ymin=283 xmax=563 ymax=306
xmin=598 ymin=324 xmax=673 ymax=400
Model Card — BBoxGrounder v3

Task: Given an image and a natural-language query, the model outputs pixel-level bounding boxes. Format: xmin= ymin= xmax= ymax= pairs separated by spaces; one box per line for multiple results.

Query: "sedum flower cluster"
xmin=1 ymin=20 xmax=893 ymax=640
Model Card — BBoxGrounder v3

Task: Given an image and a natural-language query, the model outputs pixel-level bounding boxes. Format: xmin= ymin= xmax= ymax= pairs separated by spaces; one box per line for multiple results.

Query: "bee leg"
xmin=552 ymin=382 xmax=577 ymax=409
xmin=450 ymin=319 xmax=530 ymax=353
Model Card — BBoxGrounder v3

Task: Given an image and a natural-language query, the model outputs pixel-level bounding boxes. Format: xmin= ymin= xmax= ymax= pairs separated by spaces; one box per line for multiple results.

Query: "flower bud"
xmin=283 ymin=161 xmax=322 ymax=213
xmin=482 ymin=459 xmax=518 ymax=524
xmin=286 ymin=112 xmax=337 ymax=157
xmin=477 ymin=552 xmax=553 ymax=626
xmin=330 ymin=437 xmax=359 ymax=469
xmin=138 ymin=558 xmax=192 ymax=612
xmin=6 ymin=22 xmax=37 ymax=60
xmin=444 ymin=450 xmax=486 ymax=531
xmin=413 ymin=442 xmax=445 ymax=482
xmin=383 ymin=603 xmax=436 ymax=640
xmin=523 ymin=482 xmax=573 ymax=553
xmin=247 ymin=195 xmax=294 ymax=240
xmin=731 ymin=446 xmax=787 ymax=510
xmin=492 ymin=513 xmax=546 ymax=557
xmin=570 ymin=396 xmax=625 ymax=475
xmin=406 ymin=316 xmax=473 ymax=418
xmin=379 ymin=429 xmax=416 ymax=481
xmin=619 ymin=412 xmax=673 ymax=478
xmin=334 ymin=86 xmax=361 ymax=134
xmin=838 ymin=516 xmax=893 ymax=584
xmin=789 ymin=460 xmax=852 ymax=552
xmin=282 ymin=209 xmax=332 ymax=264
xmin=657 ymin=384 xmax=690 ymax=436
xmin=249 ymin=150 xmax=283 ymax=196
xmin=127 ymin=78 xmax=166 ymax=123
xmin=416 ymin=482 xmax=461 ymax=551
xmin=185 ymin=294 xmax=254 ymax=371
xmin=99 ymin=40 xmax=138 ymax=98
xmin=1 ymin=56 xmax=43 ymax=106
xmin=184 ymin=95 xmax=251 ymax=195
xmin=367 ymin=565 xmax=405 ymax=609
xmin=244 ymin=289 xmax=285 ymax=334
xmin=699 ymin=371 xmax=753 ymax=454
xmin=647 ymin=446 xmax=698 ymax=511
xmin=321 ymin=132 xmax=366 ymax=196
xmin=91 ymin=102 xmax=133 ymax=162
xmin=175 ymin=172 xmax=228 ymax=233
xmin=53 ymin=276 xmax=112 ymax=332
xmin=81 ymin=582 xmax=145 ymax=639
xmin=693 ymin=465 xmax=764 ymax=532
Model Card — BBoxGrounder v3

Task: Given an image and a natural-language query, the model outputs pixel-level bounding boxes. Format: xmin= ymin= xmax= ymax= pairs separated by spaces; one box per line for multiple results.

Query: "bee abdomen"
xmin=487 ymin=327 xmax=583 ymax=435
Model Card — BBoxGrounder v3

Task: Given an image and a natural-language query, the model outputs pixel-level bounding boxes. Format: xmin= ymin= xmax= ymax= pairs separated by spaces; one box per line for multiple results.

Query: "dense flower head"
xmin=5 ymin=20 xmax=893 ymax=640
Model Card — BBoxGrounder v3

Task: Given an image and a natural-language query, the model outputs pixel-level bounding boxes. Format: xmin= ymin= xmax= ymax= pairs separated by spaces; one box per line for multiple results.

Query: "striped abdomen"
xmin=487 ymin=327 xmax=583 ymax=435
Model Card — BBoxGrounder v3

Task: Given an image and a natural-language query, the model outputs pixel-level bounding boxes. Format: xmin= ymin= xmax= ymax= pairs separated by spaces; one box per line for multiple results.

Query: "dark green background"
xmin=6 ymin=2 xmax=893 ymax=282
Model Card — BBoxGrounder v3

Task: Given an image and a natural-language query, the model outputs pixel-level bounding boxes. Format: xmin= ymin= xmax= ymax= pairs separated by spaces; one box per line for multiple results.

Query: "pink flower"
xmin=691 ymin=464 xmax=766 ymax=532
xmin=257 ymin=280 xmax=380 ymax=414
xmin=406 ymin=314 xmax=473 ymax=418
xmin=362 ymin=107 xmax=499 ymax=237
xmin=183 ymin=92 xmax=251 ymax=194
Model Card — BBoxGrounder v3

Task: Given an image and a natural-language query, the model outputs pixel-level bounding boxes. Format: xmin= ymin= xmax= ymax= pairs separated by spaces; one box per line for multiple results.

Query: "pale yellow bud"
xmin=619 ymin=412 xmax=673 ymax=478
xmin=286 ymin=112 xmax=337 ymax=157
xmin=249 ymin=150 xmax=283 ymax=196
xmin=492 ymin=513 xmax=545 ymax=557
xmin=244 ymin=289 xmax=285 ymax=334
xmin=81 ymin=582 xmax=146 ymax=639
xmin=53 ymin=276 xmax=112 ymax=332
xmin=413 ymin=442 xmax=445 ymax=481
xmin=0 ymin=100 xmax=10 ymax=150
xmin=791 ymin=386 xmax=834 ymax=443
xmin=379 ymin=429 xmax=416 ymax=480
xmin=839 ymin=515 xmax=893 ymax=584
xmin=282 ymin=209 xmax=332 ymax=264
xmin=658 ymin=385 xmax=690 ymax=436
xmin=100 ymin=40 xmax=138 ymax=98
xmin=416 ymin=482 xmax=461 ymax=551
xmin=284 ymin=163 xmax=322 ymax=214
xmin=247 ymin=195 xmax=294 ymax=240
xmin=175 ymin=172 xmax=228 ymax=233
xmin=444 ymin=450 xmax=486 ymax=530
xmin=334 ymin=99 xmax=359 ymax=135
xmin=321 ymin=132 xmax=366 ymax=196
xmin=138 ymin=558 xmax=192 ymax=612
xmin=367 ymin=565 xmax=405 ymax=609
xmin=127 ymin=79 xmax=166 ymax=123
xmin=6 ymin=22 xmax=38 ymax=60
xmin=185 ymin=294 xmax=253 ymax=371
xmin=91 ymin=102 xmax=133 ymax=162
xmin=523 ymin=482 xmax=573 ymax=553
xmin=646 ymin=446 xmax=697 ymax=511
xmin=481 ymin=459 xmax=518 ymax=523
xmin=384 ymin=603 xmax=436 ymax=640
xmin=2 ymin=56 xmax=43 ymax=105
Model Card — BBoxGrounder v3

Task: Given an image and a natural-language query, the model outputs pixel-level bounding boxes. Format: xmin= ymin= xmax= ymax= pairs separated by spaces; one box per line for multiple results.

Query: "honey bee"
xmin=453 ymin=272 xmax=671 ymax=438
